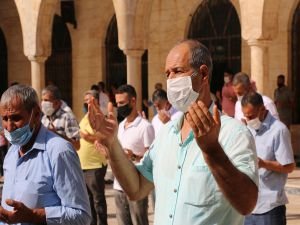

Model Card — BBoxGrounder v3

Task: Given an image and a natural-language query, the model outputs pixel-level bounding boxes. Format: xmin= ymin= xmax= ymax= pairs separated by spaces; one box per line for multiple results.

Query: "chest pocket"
xmin=182 ymin=161 xmax=217 ymax=206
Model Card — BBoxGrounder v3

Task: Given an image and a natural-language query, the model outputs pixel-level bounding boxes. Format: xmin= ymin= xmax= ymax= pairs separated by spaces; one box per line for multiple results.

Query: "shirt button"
xmin=179 ymin=143 xmax=183 ymax=147
xmin=169 ymin=214 xmax=173 ymax=218
xmin=174 ymin=189 xmax=177 ymax=193
xmin=177 ymin=165 xmax=181 ymax=169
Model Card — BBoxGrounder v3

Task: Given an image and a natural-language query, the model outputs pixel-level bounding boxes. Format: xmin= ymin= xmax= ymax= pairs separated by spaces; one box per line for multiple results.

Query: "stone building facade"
xmin=0 ymin=0 xmax=300 ymax=123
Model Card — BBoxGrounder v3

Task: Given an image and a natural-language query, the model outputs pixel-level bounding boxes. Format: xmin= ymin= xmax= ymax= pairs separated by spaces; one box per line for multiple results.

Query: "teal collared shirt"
xmin=136 ymin=113 xmax=258 ymax=225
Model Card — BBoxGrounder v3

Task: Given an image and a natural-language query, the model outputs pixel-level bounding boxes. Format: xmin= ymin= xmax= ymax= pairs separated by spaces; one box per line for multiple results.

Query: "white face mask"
xmin=167 ymin=75 xmax=199 ymax=112
xmin=247 ymin=117 xmax=262 ymax=130
xmin=224 ymin=77 xmax=230 ymax=84
xmin=237 ymin=95 xmax=243 ymax=101
xmin=41 ymin=101 xmax=55 ymax=116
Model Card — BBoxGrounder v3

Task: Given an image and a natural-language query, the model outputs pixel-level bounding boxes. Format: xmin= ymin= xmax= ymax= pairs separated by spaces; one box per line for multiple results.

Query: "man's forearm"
xmin=108 ymin=140 xmax=145 ymax=199
xmin=203 ymin=143 xmax=258 ymax=215
xmin=261 ymin=160 xmax=295 ymax=173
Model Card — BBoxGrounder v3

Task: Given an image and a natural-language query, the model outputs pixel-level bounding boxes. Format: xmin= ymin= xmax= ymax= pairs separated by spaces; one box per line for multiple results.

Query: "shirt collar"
xmin=49 ymin=107 xmax=64 ymax=120
xmin=123 ymin=115 xmax=142 ymax=129
xmin=260 ymin=111 xmax=273 ymax=130
xmin=30 ymin=125 xmax=47 ymax=151
xmin=250 ymin=111 xmax=274 ymax=134
xmin=170 ymin=102 xmax=216 ymax=134
xmin=10 ymin=125 xmax=47 ymax=159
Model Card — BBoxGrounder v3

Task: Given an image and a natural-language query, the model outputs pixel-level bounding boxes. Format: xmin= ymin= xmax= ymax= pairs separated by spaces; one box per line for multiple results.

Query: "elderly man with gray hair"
xmin=0 ymin=84 xmax=91 ymax=225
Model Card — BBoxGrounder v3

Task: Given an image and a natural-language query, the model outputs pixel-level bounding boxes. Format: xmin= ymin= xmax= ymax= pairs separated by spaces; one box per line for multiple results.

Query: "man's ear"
xmin=53 ymin=99 xmax=61 ymax=109
xmin=260 ymin=105 xmax=266 ymax=112
xmin=131 ymin=97 xmax=136 ymax=105
xmin=199 ymin=65 xmax=209 ymax=81
xmin=33 ymin=105 xmax=42 ymax=119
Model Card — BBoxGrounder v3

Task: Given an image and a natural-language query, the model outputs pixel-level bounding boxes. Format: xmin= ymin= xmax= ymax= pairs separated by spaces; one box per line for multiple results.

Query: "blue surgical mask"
xmin=4 ymin=111 xmax=35 ymax=146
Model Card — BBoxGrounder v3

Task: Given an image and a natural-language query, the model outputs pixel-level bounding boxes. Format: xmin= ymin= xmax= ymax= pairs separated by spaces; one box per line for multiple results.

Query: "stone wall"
xmin=2 ymin=0 xmax=300 ymax=120
xmin=70 ymin=0 xmax=115 ymax=117
xmin=0 ymin=0 xmax=30 ymax=86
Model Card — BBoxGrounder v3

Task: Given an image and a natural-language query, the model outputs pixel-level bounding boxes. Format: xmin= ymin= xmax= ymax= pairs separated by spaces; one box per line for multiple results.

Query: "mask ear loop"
xmin=190 ymin=71 xmax=199 ymax=79
xmin=28 ymin=109 xmax=36 ymax=132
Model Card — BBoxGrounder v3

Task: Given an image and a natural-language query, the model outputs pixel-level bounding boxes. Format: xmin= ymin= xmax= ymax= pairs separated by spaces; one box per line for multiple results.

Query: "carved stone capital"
xmin=123 ymin=49 xmax=145 ymax=58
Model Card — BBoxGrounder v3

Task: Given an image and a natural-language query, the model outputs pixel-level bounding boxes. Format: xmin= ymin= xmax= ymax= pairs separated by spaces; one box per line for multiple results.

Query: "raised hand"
xmin=185 ymin=101 xmax=221 ymax=152
xmin=88 ymin=100 xmax=118 ymax=147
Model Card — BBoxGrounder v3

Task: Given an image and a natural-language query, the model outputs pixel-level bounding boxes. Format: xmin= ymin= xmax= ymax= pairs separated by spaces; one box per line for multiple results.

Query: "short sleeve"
xmin=65 ymin=113 xmax=80 ymax=140
xmin=136 ymin=142 xmax=156 ymax=183
xmin=274 ymin=126 xmax=294 ymax=165
xmin=220 ymin=119 xmax=259 ymax=186
xmin=143 ymin=123 xmax=155 ymax=148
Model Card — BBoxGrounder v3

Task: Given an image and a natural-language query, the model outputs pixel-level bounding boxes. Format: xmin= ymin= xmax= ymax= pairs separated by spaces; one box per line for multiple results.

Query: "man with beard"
xmin=113 ymin=84 xmax=154 ymax=225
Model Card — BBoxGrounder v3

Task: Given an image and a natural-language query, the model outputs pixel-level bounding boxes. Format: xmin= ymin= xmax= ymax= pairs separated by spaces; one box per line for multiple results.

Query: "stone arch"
xmin=187 ymin=0 xmax=241 ymax=94
xmin=112 ymin=0 xmax=153 ymax=51
xmin=0 ymin=28 xmax=7 ymax=95
xmin=184 ymin=0 xmax=241 ymax=37
xmin=14 ymin=0 xmax=58 ymax=58
xmin=45 ymin=14 xmax=72 ymax=107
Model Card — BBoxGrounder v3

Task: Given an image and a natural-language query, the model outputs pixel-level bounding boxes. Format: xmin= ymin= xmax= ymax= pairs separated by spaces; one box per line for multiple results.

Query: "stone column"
xmin=28 ymin=56 xmax=47 ymax=100
xmin=123 ymin=49 xmax=145 ymax=111
xmin=247 ymin=39 xmax=270 ymax=94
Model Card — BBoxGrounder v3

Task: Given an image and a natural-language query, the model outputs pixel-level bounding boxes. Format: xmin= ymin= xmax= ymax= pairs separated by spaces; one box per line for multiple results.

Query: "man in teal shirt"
xmin=89 ymin=39 xmax=259 ymax=225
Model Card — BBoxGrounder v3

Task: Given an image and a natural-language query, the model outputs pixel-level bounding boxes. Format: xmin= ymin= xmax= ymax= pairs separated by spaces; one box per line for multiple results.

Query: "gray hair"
xmin=232 ymin=72 xmax=251 ymax=87
xmin=177 ymin=39 xmax=213 ymax=77
xmin=84 ymin=90 xmax=99 ymax=101
xmin=42 ymin=85 xmax=62 ymax=100
xmin=0 ymin=84 xmax=39 ymax=112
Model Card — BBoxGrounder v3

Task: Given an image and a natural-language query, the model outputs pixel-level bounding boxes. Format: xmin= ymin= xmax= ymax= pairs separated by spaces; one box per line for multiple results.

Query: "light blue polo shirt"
xmin=247 ymin=112 xmax=294 ymax=214
xmin=136 ymin=113 xmax=258 ymax=225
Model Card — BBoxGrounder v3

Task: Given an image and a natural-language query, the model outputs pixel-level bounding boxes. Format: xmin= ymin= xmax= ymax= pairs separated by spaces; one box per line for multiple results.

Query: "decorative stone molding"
xmin=27 ymin=55 xmax=47 ymax=63
xmin=123 ymin=49 xmax=145 ymax=58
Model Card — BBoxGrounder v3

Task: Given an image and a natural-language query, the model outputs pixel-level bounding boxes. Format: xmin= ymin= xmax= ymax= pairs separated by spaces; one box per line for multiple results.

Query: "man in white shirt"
xmin=113 ymin=84 xmax=155 ymax=225
xmin=232 ymin=72 xmax=279 ymax=121
xmin=151 ymin=89 xmax=183 ymax=137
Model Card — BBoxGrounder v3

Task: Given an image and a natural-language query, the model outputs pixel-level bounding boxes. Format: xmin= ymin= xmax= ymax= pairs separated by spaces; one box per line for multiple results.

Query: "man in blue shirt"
xmin=89 ymin=39 xmax=259 ymax=225
xmin=241 ymin=91 xmax=295 ymax=225
xmin=0 ymin=84 xmax=91 ymax=225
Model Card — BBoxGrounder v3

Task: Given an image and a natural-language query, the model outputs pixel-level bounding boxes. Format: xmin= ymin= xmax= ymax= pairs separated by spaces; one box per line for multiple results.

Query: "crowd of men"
xmin=0 ymin=39 xmax=296 ymax=225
